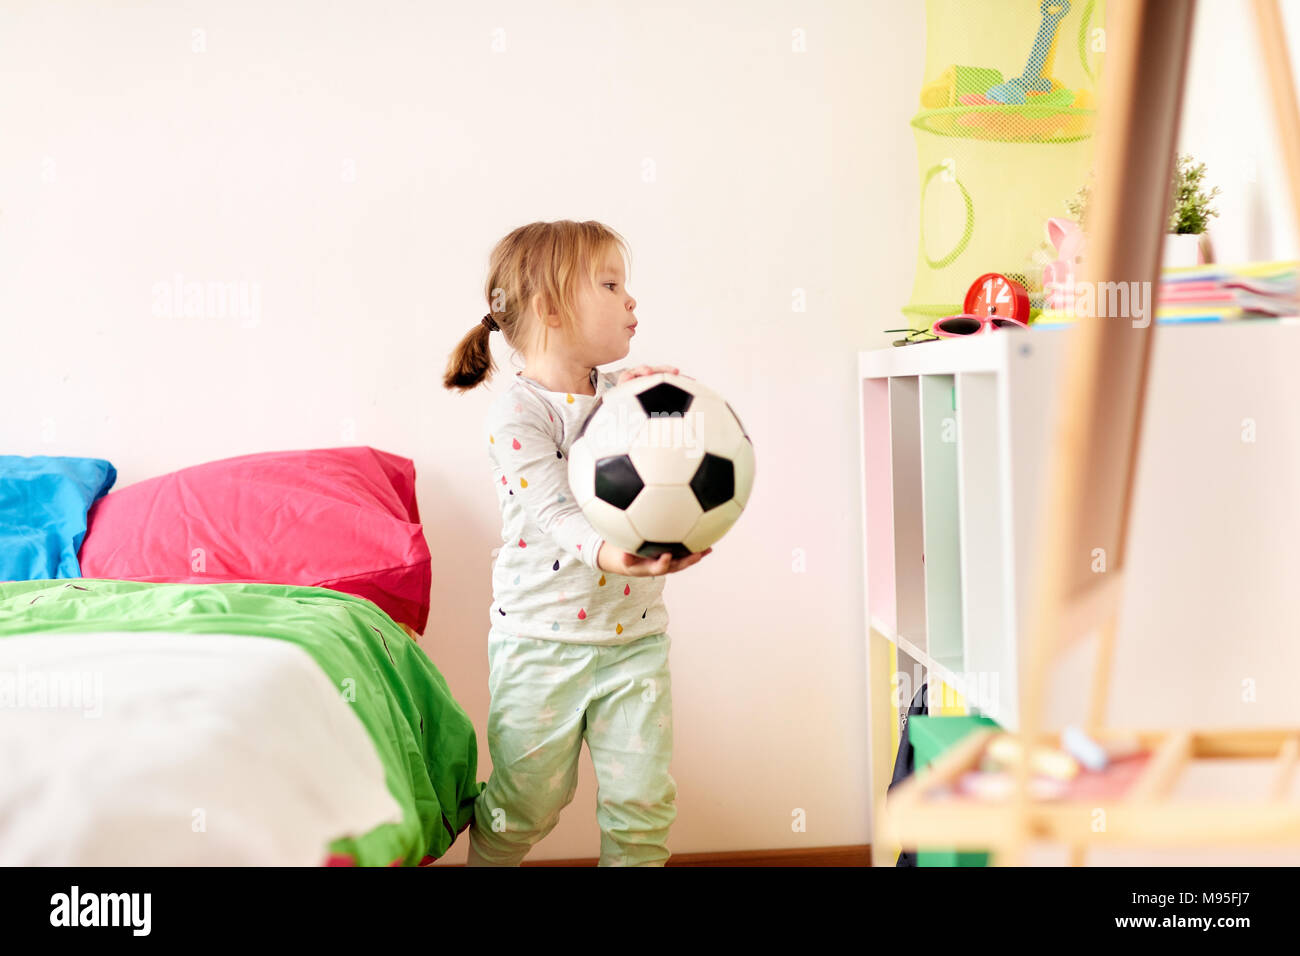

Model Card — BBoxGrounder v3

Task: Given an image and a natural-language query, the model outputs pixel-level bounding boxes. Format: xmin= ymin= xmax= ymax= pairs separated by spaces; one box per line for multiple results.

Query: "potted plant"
xmin=1165 ymin=153 xmax=1221 ymax=267
xmin=1058 ymin=154 xmax=1220 ymax=270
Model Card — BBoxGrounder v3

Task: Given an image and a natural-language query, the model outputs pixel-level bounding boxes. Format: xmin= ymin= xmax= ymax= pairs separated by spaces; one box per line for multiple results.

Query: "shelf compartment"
xmin=889 ymin=377 xmax=928 ymax=653
xmin=919 ymin=374 xmax=964 ymax=670
xmin=895 ymin=643 xmax=928 ymax=725
xmin=954 ymin=371 xmax=1009 ymax=722
xmin=861 ymin=377 xmax=896 ymax=637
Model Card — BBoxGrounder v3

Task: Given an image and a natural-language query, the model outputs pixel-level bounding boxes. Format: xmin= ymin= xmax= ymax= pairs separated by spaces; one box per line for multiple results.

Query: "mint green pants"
xmin=466 ymin=628 xmax=677 ymax=866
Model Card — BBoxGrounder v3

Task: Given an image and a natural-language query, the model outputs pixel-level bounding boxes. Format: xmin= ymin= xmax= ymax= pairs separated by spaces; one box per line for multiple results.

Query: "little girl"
xmin=443 ymin=219 xmax=711 ymax=866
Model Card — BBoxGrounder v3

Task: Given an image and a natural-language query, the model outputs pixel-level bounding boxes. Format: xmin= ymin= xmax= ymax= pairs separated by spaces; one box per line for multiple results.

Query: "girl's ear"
xmin=530 ymin=291 xmax=554 ymax=326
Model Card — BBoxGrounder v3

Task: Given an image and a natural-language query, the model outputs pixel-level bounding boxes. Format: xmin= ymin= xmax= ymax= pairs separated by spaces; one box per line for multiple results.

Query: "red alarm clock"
xmin=964 ymin=273 xmax=1031 ymax=323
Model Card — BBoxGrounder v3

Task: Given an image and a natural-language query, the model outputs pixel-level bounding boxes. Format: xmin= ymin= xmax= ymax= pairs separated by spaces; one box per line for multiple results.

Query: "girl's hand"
xmin=596 ymin=542 xmax=712 ymax=576
xmin=617 ymin=365 xmax=689 ymax=387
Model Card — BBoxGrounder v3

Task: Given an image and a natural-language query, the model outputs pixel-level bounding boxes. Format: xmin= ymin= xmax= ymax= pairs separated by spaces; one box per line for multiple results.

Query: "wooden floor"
xmin=445 ymin=845 xmax=873 ymax=866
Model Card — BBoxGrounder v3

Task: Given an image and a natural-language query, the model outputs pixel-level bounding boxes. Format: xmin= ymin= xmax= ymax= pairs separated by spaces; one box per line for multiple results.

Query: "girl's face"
xmin=571 ymin=250 xmax=638 ymax=363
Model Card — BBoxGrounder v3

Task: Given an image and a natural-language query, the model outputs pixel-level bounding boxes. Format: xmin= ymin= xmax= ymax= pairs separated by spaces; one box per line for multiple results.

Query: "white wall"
xmin=1 ymin=0 xmax=923 ymax=861
xmin=1178 ymin=0 xmax=1300 ymax=262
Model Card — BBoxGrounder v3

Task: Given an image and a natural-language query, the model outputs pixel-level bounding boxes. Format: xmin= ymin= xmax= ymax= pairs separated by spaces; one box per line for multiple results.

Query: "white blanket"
xmin=0 ymin=631 xmax=403 ymax=865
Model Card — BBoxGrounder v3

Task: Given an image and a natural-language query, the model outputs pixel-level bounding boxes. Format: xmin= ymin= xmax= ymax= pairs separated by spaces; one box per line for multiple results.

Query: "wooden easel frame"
xmin=880 ymin=0 xmax=1300 ymax=864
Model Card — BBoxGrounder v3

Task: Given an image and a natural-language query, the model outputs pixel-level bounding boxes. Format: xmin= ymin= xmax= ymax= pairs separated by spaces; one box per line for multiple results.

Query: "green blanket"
xmin=0 ymin=578 xmax=485 ymax=866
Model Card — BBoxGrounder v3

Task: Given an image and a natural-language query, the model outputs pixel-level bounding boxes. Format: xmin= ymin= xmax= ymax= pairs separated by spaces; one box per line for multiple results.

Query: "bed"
xmin=0 ymin=448 xmax=484 ymax=866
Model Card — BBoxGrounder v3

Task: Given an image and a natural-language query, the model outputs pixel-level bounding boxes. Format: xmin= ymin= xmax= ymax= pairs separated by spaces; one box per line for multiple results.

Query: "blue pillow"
xmin=0 ymin=456 xmax=117 ymax=581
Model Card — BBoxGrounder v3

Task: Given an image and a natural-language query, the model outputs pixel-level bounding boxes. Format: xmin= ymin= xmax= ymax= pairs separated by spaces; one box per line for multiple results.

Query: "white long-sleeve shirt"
xmin=484 ymin=367 xmax=669 ymax=644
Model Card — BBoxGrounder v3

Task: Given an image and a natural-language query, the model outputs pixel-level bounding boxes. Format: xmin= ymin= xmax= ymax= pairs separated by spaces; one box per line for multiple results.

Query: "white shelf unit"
xmin=860 ymin=332 xmax=1056 ymax=731
xmin=858 ymin=320 xmax=1300 ymax=736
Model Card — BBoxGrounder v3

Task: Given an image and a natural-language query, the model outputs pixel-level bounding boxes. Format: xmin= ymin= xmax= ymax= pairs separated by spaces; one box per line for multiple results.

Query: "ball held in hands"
xmin=570 ymin=372 xmax=754 ymax=560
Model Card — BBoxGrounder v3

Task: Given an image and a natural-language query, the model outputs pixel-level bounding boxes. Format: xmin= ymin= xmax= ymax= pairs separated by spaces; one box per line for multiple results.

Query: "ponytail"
xmin=442 ymin=314 xmax=498 ymax=392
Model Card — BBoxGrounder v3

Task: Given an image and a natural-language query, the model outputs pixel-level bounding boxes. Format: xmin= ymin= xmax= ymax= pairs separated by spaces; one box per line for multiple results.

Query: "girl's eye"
xmin=605 ymin=283 xmax=618 ymax=291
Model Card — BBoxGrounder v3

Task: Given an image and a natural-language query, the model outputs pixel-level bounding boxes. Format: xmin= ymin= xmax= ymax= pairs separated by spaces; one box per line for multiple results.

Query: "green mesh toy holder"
xmin=904 ymin=0 xmax=1106 ymax=328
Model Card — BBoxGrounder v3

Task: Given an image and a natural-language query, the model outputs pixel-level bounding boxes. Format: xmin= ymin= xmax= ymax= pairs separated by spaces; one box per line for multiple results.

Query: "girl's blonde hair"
xmin=443 ymin=219 xmax=631 ymax=392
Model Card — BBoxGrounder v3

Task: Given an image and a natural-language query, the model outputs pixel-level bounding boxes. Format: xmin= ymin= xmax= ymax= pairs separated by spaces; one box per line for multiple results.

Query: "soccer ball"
xmin=567 ymin=373 xmax=755 ymax=559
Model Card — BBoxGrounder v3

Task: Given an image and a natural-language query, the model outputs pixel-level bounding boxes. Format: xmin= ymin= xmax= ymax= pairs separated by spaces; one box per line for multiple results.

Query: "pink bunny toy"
xmin=1042 ymin=217 xmax=1086 ymax=310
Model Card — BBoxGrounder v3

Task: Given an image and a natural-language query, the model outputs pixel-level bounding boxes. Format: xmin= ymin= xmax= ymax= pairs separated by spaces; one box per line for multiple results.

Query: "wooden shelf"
xmin=879 ymin=728 xmax=1300 ymax=855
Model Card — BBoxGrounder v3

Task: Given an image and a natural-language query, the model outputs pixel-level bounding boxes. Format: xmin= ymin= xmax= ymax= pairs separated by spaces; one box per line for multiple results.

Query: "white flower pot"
xmin=1164 ymin=233 xmax=1207 ymax=268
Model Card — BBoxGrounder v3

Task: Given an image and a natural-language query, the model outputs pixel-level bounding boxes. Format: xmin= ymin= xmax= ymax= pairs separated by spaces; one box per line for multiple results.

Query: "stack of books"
xmin=1156 ymin=260 xmax=1299 ymax=322
xmin=1032 ymin=259 xmax=1299 ymax=326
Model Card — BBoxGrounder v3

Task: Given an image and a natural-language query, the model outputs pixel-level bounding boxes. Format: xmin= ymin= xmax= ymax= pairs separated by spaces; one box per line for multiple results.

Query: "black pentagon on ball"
xmin=689 ymin=453 xmax=734 ymax=512
xmin=636 ymin=541 xmax=694 ymax=560
xmin=636 ymin=382 xmax=693 ymax=417
xmin=593 ymin=454 xmax=643 ymax=510
xmin=575 ymin=396 xmax=603 ymax=441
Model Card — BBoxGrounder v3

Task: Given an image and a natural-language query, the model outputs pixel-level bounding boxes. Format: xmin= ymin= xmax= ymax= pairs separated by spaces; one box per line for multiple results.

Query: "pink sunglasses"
xmin=930 ymin=313 xmax=1030 ymax=337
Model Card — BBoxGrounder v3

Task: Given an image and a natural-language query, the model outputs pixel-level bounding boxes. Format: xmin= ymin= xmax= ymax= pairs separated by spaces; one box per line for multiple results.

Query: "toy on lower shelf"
xmin=984 ymin=733 xmax=1080 ymax=779
xmin=924 ymin=729 xmax=1154 ymax=806
xmin=956 ymin=770 xmax=1066 ymax=801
